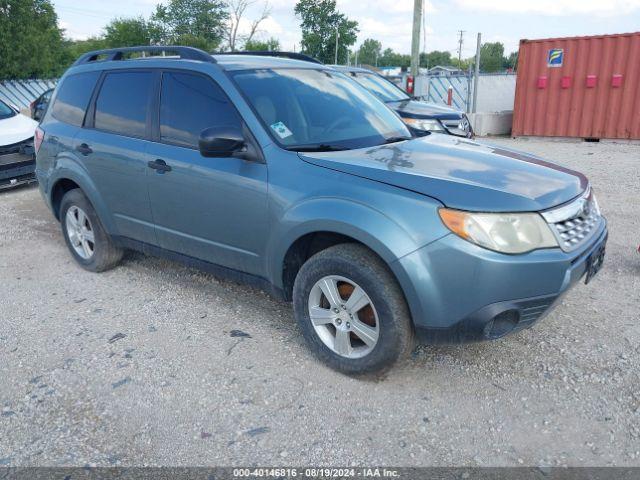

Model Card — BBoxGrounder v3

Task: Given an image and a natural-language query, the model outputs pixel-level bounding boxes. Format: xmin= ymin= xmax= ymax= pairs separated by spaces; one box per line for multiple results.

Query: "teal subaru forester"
xmin=35 ymin=46 xmax=607 ymax=374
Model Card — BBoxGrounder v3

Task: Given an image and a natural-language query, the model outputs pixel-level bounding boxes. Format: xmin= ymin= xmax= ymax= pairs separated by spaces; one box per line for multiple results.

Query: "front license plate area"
xmin=585 ymin=240 xmax=606 ymax=284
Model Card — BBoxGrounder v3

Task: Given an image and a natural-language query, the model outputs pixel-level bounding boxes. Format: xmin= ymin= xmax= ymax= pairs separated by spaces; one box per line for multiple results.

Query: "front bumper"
xmin=394 ymin=219 xmax=608 ymax=343
xmin=0 ymin=139 xmax=36 ymax=190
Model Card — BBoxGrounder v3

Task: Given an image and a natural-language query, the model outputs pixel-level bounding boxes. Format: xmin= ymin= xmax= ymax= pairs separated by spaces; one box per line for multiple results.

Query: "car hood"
xmin=386 ymin=99 xmax=463 ymax=119
xmin=0 ymin=113 xmax=38 ymax=146
xmin=299 ymin=134 xmax=588 ymax=212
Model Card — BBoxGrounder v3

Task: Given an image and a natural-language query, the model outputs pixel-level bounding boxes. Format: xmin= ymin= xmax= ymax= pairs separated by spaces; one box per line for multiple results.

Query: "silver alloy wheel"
xmin=65 ymin=206 xmax=95 ymax=260
xmin=308 ymin=275 xmax=380 ymax=359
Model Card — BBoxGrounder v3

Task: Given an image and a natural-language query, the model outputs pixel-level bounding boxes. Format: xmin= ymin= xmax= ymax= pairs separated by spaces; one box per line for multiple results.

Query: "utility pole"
xmin=334 ymin=27 xmax=340 ymax=65
xmin=457 ymin=30 xmax=465 ymax=68
xmin=410 ymin=0 xmax=423 ymax=77
xmin=472 ymin=32 xmax=481 ymax=113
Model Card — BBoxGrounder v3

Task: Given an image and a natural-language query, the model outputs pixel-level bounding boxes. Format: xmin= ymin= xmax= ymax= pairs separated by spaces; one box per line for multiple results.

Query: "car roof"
xmin=212 ymin=54 xmax=329 ymax=71
xmin=329 ymin=65 xmax=378 ymax=74
xmin=67 ymin=47 xmax=332 ymax=75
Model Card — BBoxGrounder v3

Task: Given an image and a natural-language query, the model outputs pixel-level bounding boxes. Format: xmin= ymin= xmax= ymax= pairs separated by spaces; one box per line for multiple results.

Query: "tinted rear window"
xmin=160 ymin=72 xmax=241 ymax=148
xmin=51 ymin=72 xmax=100 ymax=126
xmin=95 ymin=71 xmax=154 ymax=138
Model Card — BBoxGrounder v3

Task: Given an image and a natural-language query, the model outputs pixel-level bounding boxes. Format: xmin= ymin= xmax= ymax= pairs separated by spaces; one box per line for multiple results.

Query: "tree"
xmin=419 ymin=50 xmax=453 ymax=69
xmin=480 ymin=41 xmax=505 ymax=73
xmin=504 ymin=51 xmax=518 ymax=71
xmin=150 ymin=0 xmax=228 ymax=50
xmin=61 ymin=37 xmax=107 ymax=66
xmin=357 ymin=38 xmax=381 ymax=66
xmin=104 ymin=17 xmax=153 ymax=48
xmin=244 ymin=37 xmax=280 ymax=51
xmin=0 ymin=0 xmax=66 ymax=79
xmin=378 ymin=48 xmax=410 ymax=68
xmin=294 ymin=0 xmax=358 ymax=64
xmin=225 ymin=0 xmax=271 ymax=51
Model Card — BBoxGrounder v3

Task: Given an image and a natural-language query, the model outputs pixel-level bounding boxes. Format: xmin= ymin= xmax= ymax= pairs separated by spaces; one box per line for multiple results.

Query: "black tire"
xmin=60 ymin=189 xmax=123 ymax=272
xmin=293 ymin=243 xmax=414 ymax=375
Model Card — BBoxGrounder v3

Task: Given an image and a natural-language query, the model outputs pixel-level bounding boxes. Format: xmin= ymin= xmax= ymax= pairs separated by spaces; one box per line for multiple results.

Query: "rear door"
xmin=75 ymin=69 xmax=158 ymax=244
xmin=146 ymin=70 xmax=268 ymax=275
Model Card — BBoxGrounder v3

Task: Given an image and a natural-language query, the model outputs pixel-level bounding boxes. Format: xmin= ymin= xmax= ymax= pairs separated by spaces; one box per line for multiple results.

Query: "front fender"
xmin=268 ymin=196 xmax=443 ymax=287
xmin=268 ymin=196 xmax=450 ymax=327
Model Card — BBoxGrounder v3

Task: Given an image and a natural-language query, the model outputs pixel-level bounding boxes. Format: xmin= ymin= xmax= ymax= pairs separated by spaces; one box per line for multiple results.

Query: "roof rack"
xmin=72 ymin=46 xmax=215 ymax=66
xmin=213 ymin=51 xmax=322 ymax=64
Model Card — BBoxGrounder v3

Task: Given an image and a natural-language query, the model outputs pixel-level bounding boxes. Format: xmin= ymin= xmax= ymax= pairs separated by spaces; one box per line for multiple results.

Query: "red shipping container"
xmin=512 ymin=32 xmax=640 ymax=140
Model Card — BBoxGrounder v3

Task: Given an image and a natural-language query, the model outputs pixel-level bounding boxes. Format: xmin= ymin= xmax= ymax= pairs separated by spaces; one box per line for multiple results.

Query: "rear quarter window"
xmin=51 ymin=71 xmax=100 ymax=126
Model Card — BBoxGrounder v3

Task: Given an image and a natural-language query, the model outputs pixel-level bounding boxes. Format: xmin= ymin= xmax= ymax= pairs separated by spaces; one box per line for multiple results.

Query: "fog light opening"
xmin=484 ymin=310 xmax=520 ymax=339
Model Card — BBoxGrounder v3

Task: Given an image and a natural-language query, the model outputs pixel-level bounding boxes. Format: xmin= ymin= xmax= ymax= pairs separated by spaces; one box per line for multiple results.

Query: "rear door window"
xmin=50 ymin=71 xmax=100 ymax=126
xmin=94 ymin=71 xmax=154 ymax=139
xmin=159 ymin=71 xmax=241 ymax=148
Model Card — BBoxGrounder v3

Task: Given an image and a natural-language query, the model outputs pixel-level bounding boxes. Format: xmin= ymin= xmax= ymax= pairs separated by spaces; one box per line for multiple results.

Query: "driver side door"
xmin=146 ymin=70 xmax=268 ymax=276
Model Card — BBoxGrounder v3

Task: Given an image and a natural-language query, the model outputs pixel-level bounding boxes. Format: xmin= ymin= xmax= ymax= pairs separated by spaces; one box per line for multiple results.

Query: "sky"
xmin=54 ymin=0 xmax=640 ymax=58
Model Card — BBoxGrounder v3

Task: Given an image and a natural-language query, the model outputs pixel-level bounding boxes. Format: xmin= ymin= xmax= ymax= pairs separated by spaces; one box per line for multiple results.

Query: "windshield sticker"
xmin=270 ymin=121 xmax=293 ymax=139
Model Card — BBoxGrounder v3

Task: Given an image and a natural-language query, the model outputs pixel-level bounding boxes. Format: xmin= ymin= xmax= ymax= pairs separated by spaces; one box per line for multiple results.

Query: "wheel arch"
xmin=271 ymin=198 xmax=426 ymax=325
xmin=48 ymin=166 xmax=116 ymax=234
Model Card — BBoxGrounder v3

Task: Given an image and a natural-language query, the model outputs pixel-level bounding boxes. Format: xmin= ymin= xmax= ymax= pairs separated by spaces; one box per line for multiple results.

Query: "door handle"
xmin=147 ymin=159 xmax=172 ymax=173
xmin=76 ymin=143 xmax=93 ymax=155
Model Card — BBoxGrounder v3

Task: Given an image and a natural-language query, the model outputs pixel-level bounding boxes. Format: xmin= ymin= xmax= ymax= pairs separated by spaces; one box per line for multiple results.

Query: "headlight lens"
xmin=590 ymin=191 xmax=601 ymax=216
xmin=439 ymin=208 xmax=558 ymax=254
xmin=403 ymin=118 xmax=445 ymax=132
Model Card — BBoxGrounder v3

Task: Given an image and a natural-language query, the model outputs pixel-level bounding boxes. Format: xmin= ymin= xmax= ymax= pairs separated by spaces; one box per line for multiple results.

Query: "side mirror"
xmin=198 ymin=125 xmax=246 ymax=158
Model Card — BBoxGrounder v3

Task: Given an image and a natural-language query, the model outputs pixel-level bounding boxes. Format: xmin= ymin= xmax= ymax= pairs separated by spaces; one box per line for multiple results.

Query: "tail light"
xmin=34 ymin=127 xmax=44 ymax=154
xmin=406 ymin=75 xmax=414 ymax=95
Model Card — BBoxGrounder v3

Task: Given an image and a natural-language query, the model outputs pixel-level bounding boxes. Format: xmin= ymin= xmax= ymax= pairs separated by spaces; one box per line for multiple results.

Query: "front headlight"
xmin=403 ymin=118 xmax=445 ymax=132
xmin=439 ymin=208 xmax=558 ymax=254
xmin=590 ymin=191 xmax=601 ymax=216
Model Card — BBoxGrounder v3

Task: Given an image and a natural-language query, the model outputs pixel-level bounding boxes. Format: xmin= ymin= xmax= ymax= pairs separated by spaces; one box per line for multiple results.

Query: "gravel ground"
xmin=0 ymin=138 xmax=639 ymax=467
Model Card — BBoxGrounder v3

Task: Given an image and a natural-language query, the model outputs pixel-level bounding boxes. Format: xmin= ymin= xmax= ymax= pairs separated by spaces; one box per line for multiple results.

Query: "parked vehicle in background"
xmin=30 ymin=88 xmax=53 ymax=121
xmin=37 ymin=47 xmax=607 ymax=375
xmin=332 ymin=65 xmax=474 ymax=138
xmin=0 ymin=99 xmax=38 ymax=190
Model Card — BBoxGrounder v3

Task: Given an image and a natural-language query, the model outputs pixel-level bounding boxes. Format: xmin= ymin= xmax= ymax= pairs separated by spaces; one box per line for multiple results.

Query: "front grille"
xmin=542 ymin=187 xmax=602 ymax=252
xmin=553 ymin=208 xmax=600 ymax=250
xmin=0 ymin=138 xmax=34 ymax=157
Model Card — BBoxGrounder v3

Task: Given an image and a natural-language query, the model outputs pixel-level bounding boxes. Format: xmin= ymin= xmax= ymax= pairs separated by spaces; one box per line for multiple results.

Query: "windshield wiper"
xmin=286 ymin=144 xmax=350 ymax=152
xmin=382 ymin=136 xmax=412 ymax=145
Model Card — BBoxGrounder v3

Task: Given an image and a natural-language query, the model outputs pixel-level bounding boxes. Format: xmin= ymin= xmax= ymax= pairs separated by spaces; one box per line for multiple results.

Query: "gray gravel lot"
xmin=0 ymin=138 xmax=639 ymax=467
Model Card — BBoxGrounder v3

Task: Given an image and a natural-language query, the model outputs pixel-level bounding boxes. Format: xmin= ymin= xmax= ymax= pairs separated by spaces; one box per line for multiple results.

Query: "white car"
xmin=0 ymin=99 xmax=38 ymax=190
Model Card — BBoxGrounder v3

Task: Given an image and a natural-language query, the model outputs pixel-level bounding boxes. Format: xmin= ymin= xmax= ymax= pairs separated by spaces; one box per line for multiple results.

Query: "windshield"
xmin=351 ymin=72 xmax=410 ymax=103
xmin=232 ymin=68 xmax=411 ymax=150
xmin=0 ymin=100 xmax=16 ymax=119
